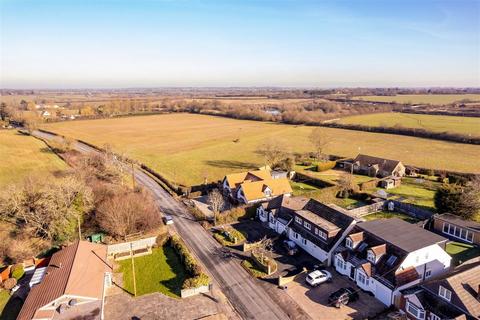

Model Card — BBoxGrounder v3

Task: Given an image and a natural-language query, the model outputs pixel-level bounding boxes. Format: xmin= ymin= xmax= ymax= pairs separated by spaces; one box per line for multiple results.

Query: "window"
xmin=442 ymin=222 xmax=473 ymax=243
xmin=302 ymin=239 xmax=307 ymax=246
xmin=357 ymin=272 xmax=367 ymax=285
xmin=293 ymin=232 xmax=299 ymax=239
xmin=295 ymin=216 xmax=302 ymax=224
xmin=386 ymin=255 xmax=397 ymax=266
xmin=425 ymin=269 xmax=432 ymax=278
xmin=304 ymin=221 xmax=311 ymax=230
xmin=345 ymin=238 xmax=353 ymax=249
xmin=430 ymin=313 xmax=440 ymax=320
xmin=336 ymin=257 xmax=346 ymax=270
xmin=269 ymin=215 xmax=275 ymax=223
xmin=438 ymin=286 xmax=452 ymax=301
xmin=406 ymin=301 xmax=425 ymax=319
xmin=367 ymin=251 xmax=376 ymax=263
xmin=315 ymin=228 xmax=327 ymax=240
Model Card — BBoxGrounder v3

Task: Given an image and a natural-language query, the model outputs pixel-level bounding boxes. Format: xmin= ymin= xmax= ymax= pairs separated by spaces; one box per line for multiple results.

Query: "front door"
xmin=349 ymin=266 xmax=356 ymax=280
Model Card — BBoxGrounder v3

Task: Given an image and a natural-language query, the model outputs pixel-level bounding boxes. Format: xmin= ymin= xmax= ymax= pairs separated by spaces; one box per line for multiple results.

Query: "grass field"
xmin=119 ymin=246 xmax=186 ymax=297
xmin=0 ymin=130 xmax=67 ymax=187
xmin=43 ymin=114 xmax=480 ymax=186
xmin=363 ymin=211 xmax=420 ymax=224
xmin=352 ymin=94 xmax=480 ymax=105
xmin=337 ymin=112 xmax=480 ymax=137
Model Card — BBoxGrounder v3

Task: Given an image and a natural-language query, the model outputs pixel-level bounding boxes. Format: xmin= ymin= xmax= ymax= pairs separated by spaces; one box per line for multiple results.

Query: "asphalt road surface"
xmin=34 ymin=130 xmax=289 ymax=320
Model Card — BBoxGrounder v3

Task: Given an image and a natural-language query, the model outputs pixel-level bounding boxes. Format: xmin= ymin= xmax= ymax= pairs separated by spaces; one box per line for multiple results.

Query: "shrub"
xmin=3 ymin=278 xmax=16 ymax=290
xmin=315 ymin=161 xmax=336 ymax=172
xmin=10 ymin=264 xmax=24 ymax=280
xmin=182 ymin=273 xmax=210 ymax=289
xmin=155 ymin=232 xmax=169 ymax=247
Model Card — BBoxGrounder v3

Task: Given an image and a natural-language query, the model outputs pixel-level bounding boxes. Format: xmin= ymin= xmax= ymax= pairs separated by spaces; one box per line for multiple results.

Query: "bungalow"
xmin=345 ymin=154 xmax=406 ymax=178
xmin=222 ymin=169 xmax=292 ymax=204
xmin=431 ymin=213 xmax=480 ymax=246
xmin=399 ymin=258 xmax=480 ymax=320
xmin=258 ymin=196 xmax=358 ymax=265
xmin=17 ymin=240 xmax=112 ymax=320
xmin=334 ymin=218 xmax=451 ymax=306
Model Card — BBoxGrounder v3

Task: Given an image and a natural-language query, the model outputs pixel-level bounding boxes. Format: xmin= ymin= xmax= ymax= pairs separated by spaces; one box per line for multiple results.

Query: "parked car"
xmin=305 ymin=270 xmax=332 ymax=286
xmin=328 ymin=287 xmax=359 ymax=308
xmin=163 ymin=215 xmax=174 ymax=225
xmin=283 ymin=240 xmax=299 ymax=255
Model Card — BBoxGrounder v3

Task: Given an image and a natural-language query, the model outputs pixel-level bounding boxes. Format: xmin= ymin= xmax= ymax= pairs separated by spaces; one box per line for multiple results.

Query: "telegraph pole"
xmin=130 ymin=242 xmax=137 ymax=297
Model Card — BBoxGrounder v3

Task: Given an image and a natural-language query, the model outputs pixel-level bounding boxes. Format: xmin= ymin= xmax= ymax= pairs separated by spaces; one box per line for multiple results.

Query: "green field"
xmin=363 ymin=211 xmax=420 ymax=224
xmin=43 ymin=114 xmax=480 ymax=186
xmin=337 ymin=112 xmax=480 ymax=137
xmin=352 ymin=94 xmax=480 ymax=105
xmin=119 ymin=246 xmax=186 ymax=297
xmin=375 ymin=177 xmax=439 ymax=210
xmin=0 ymin=130 xmax=67 ymax=187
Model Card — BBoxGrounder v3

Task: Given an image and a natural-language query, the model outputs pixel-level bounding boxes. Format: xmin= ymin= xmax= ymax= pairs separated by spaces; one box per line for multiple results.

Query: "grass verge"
xmin=446 ymin=242 xmax=480 ymax=266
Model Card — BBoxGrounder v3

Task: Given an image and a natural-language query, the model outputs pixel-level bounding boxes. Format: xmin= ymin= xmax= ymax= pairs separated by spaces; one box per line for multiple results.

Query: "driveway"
xmin=285 ymin=270 xmax=387 ymax=320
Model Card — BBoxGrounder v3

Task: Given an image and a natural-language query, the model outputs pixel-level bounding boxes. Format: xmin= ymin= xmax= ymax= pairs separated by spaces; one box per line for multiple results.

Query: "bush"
xmin=182 ymin=273 xmax=210 ymax=289
xmin=10 ymin=264 xmax=24 ymax=280
xmin=155 ymin=232 xmax=169 ymax=247
xmin=216 ymin=206 xmax=256 ymax=225
xmin=3 ymin=278 xmax=16 ymax=290
xmin=315 ymin=161 xmax=336 ymax=172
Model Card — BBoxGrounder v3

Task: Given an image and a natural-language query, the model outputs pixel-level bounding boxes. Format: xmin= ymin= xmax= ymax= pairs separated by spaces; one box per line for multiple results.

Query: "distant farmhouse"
xmin=222 ymin=169 xmax=292 ymax=204
xmin=17 ymin=241 xmax=112 ymax=320
xmin=342 ymin=154 xmax=406 ymax=178
xmin=258 ymin=195 xmax=358 ymax=265
xmin=400 ymin=258 xmax=480 ymax=319
xmin=334 ymin=218 xmax=451 ymax=306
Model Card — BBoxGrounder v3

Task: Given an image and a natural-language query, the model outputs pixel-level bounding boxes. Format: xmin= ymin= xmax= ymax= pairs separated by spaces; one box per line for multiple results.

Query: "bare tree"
xmin=309 ymin=127 xmax=329 ymax=161
xmin=256 ymin=139 xmax=289 ymax=168
xmin=338 ymin=173 xmax=357 ymax=198
xmin=208 ymin=189 xmax=225 ymax=225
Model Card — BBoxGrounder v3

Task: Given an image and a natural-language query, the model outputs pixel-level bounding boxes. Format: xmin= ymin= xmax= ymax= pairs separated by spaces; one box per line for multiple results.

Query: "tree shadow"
xmin=204 ymin=160 xmax=259 ymax=170
xmin=160 ymin=245 xmax=187 ymax=297
xmin=0 ymin=297 xmax=23 ymax=320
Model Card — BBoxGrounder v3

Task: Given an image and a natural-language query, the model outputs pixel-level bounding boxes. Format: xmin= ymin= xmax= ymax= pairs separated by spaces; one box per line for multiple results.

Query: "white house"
xmin=258 ymin=195 xmax=359 ymax=266
xmin=334 ymin=218 xmax=451 ymax=306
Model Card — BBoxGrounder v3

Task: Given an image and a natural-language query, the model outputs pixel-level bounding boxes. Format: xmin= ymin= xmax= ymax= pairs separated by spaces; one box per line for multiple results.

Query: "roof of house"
xmin=369 ymin=244 xmax=387 ymax=256
xmin=354 ymin=154 xmax=403 ymax=173
xmin=224 ymin=169 xmax=271 ymax=189
xmin=435 ymin=213 xmax=480 ymax=232
xmin=290 ymin=199 xmax=356 ymax=253
xmin=261 ymin=195 xmax=308 ymax=212
xmin=348 ymin=231 xmax=364 ymax=243
xmin=358 ymin=218 xmax=447 ymax=253
xmin=422 ymin=259 xmax=480 ymax=318
xmin=17 ymin=241 xmax=110 ymax=320
xmin=240 ymin=178 xmax=292 ymax=202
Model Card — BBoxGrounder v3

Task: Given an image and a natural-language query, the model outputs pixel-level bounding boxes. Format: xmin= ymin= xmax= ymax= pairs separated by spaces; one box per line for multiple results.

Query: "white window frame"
xmin=430 ymin=313 xmax=440 ymax=320
xmin=367 ymin=251 xmax=376 ymax=263
xmin=295 ymin=216 xmax=302 ymax=224
xmin=425 ymin=269 xmax=432 ymax=279
xmin=357 ymin=272 xmax=367 ymax=285
xmin=315 ymin=228 xmax=327 ymax=240
xmin=438 ymin=285 xmax=452 ymax=302
xmin=345 ymin=238 xmax=353 ymax=249
xmin=406 ymin=301 xmax=425 ymax=319
xmin=304 ymin=221 xmax=311 ymax=230
xmin=302 ymin=238 xmax=307 ymax=246
xmin=336 ymin=257 xmax=346 ymax=270
xmin=293 ymin=232 xmax=299 ymax=239
xmin=442 ymin=222 xmax=473 ymax=243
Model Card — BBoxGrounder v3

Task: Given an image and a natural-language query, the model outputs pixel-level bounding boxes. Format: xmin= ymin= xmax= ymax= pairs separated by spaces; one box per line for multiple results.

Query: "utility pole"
xmin=77 ymin=215 xmax=82 ymax=240
xmin=131 ymin=162 xmax=135 ymax=189
xmin=130 ymin=242 xmax=137 ymax=297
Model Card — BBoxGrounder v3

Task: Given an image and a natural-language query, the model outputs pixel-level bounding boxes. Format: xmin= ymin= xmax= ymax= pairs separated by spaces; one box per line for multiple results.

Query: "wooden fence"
xmin=348 ymin=201 xmax=386 ymax=217
xmin=107 ymin=236 xmax=157 ymax=260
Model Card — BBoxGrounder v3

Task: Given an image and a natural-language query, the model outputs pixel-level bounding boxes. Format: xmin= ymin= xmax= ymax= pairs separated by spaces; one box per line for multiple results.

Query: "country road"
xmin=34 ymin=130 xmax=290 ymax=320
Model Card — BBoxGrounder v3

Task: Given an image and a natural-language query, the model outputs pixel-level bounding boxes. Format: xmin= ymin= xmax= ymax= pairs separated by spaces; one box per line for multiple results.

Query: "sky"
xmin=0 ymin=0 xmax=479 ymax=88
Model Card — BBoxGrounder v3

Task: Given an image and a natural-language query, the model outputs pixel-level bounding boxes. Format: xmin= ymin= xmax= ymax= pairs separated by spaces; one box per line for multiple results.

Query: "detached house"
xmin=346 ymin=154 xmax=406 ymax=178
xmin=334 ymin=218 xmax=451 ymax=306
xmin=17 ymin=241 xmax=112 ymax=320
xmin=400 ymin=258 xmax=480 ymax=320
xmin=222 ymin=169 xmax=292 ymax=204
xmin=258 ymin=196 xmax=358 ymax=265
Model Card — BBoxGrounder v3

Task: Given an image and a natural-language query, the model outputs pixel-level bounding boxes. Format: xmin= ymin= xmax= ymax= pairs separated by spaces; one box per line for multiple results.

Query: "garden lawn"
xmin=119 ymin=245 xmax=186 ymax=298
xmin=295 ymin=167 xmax=376 ymax=185
xmin=0 ymin=131 xmax=66 ymax=187
xmin=446 ymin=242 xmax=480 ymax=266
xmin=363 ymin=211 xmax=420 ymax=224
xmin=43 ymin=113 xmax=480 ymax=186
xmin=378 ymin=177 xmax=439 ymax=210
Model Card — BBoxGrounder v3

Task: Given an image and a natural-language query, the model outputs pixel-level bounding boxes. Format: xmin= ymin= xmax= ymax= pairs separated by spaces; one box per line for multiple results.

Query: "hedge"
xmin=10 ymin=264 xmax=24 ymax=281
xmin=315 ymin=161 xmax=337 ymax=172
xmin=168 ymin=235 xmax=210 ymax=289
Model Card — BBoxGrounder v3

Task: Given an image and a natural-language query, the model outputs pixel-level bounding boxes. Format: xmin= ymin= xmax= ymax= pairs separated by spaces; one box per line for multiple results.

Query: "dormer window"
xmin=438 ymin=286 xmax=452 ymax=301
xmin=295 ymin=216 xmax=302 ymax=224
xmin=304 ymin=221 xmax=311 ymax=230
xmin=367 ymin=251 xmax=376 ymax=263
xmin=345 ymin=238 xmax=353 ymax=249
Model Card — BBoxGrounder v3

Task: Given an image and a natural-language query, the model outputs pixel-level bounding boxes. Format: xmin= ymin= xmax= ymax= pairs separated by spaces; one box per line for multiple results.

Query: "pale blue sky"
xmin=1 ymin=0 xmax=479 ymax=88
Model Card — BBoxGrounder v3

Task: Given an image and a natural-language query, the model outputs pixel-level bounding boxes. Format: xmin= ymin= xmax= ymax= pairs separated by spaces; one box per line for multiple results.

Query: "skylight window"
xmin=386 ymin=255 xmax=397 ymax=266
